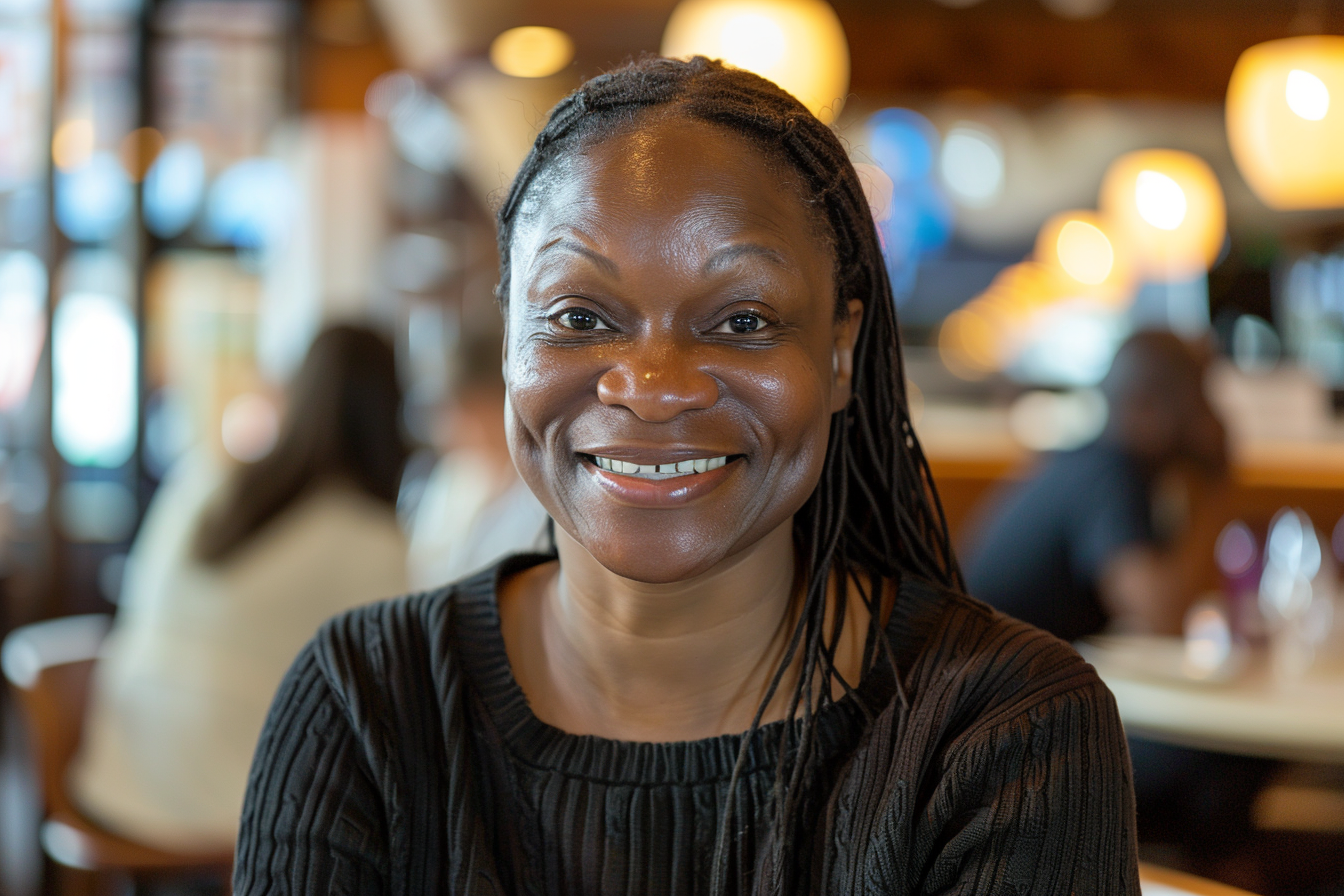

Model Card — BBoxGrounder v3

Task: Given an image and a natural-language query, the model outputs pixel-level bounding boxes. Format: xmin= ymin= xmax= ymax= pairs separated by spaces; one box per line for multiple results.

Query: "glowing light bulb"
xmin=1135 ymin=170 xmax=1188 ymax=230
xmin=720 ymin=13 xmax=786 ymax=70
xmin=1034 ymin=211 xmax=1131 ymax=300
xmin=1227 ymin=37 xmax=1344 ymax=210
xmin=489 ymin=26 xmax=575 ymax=79
xmin=662 ymin=0 xmax=850 ymax=123
xmin=1099 ymin=149 xmax=1224 ymax=280
xmin=1286 ymin=68 xmax=1330 ymax=121
xmin=1056 ymin=220 xmax=1114 ymax=285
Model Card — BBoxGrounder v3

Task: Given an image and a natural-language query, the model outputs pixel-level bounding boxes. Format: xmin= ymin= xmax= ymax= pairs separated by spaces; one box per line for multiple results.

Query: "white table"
xmin=1139 ymin=862 xmax=1261 ymax=896
xmin=1077 ymin=635 xmax=1344 ymax=764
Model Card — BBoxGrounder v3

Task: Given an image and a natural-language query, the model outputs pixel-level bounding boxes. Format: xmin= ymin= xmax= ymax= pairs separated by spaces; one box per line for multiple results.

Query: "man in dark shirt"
xmin=963 ymin=330 xmax=1275 ymax=889
xmin=964 ymin=330 xmax=1227 ymax=641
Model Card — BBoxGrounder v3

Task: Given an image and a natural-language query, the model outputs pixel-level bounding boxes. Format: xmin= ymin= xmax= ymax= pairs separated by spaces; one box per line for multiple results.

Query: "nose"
xmin=596 ymin=342 xmax=719 ymax=422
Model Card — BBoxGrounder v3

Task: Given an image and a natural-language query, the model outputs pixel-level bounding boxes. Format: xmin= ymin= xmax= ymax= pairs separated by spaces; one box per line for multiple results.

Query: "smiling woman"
xmin=234 ymin=56 xmax=1140 ymax=896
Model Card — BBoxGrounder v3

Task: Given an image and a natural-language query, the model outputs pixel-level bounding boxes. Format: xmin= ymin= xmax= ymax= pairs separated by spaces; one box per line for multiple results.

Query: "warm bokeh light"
xmin=1056 ymin=220 xmax=1113 ymax=285
xmin=118 ymin=127 xmax=166 ymax=182
xmin=488 ymin=26 xmax=575 ymax=79
xmin=938 ymin=261 xmax=1073 ymax=378
xmin=1227 ymin=36 xmax=1344 ymax=210
xmin=1133 ymin=170 xmax=1186 ymax=230
xmin=1059 ymin=221 xmax=1113 ymax=284
xmin=938 ymin=306 xmax=1001 ymax=379
xmin=52 ymin=118 xmax=94 ymax=172
xmin=1099 ymin=149 xmax=1225 ymax=281
xmin=1034 ymin=211 xmax=1131 ymax=300
xmin=1286 ymin=68 xmax=1330 ymax=120
xmin=662 ymin=0 xmax=849 ymax=123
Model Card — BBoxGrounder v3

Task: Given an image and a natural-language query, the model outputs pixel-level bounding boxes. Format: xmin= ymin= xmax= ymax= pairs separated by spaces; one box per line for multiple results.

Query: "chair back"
xmin=1 ymin=615 xmax=112 ymax=817
xmin=3 ymin=613 xmax=233 ymax=886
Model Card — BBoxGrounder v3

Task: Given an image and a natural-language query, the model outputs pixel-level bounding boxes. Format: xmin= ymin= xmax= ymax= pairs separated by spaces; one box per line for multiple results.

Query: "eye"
xmin=554 ymin=308 xmax=610 ymax=331
xmin=715 ymin=312 xmax=765 ymax=334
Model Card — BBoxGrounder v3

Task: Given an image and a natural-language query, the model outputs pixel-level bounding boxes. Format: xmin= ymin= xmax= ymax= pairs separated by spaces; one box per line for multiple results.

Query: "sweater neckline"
xmin=451 ymin=553 xmax=901 ymax=786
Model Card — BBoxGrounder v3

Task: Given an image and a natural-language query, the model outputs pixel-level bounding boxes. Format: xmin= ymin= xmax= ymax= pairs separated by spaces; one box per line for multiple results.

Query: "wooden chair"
xmin=1140 ymin=862 xmax=1264 ymax=895
xmin=2 ymin=615 xmax=233 ymax=894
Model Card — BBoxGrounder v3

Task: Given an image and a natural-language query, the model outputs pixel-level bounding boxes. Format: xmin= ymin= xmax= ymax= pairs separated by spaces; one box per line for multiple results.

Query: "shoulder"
xmin=299 ymin=554 xmax=541 ymax=712
xmin=304 ymin=560 xmax=499 ymax=701
xmin=1057 ymin=443 xmax=1149 ymax=496
xmin=290 ymin=487 xmax=407 ymax=544
xmin=313 ymin=587 xmax=454 ymax=669
xmin=893 ymin=578 xmax=1112 ymax=732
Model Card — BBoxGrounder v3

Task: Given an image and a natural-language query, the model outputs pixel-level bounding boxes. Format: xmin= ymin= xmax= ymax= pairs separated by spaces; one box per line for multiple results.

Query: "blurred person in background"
xmin=407 ymin=326 xmax=548 ymax=589
xmin=963 ymin=329 xmax=1228 ymax=642
xmin=963 ymin=329 xmax=1270 ymax=887
xmin=70 ymin=324 xmax=409 ymax=852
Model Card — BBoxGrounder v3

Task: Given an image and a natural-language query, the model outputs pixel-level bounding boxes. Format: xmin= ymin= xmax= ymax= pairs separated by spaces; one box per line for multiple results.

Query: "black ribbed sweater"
xmin=234 ymin=555 xmax=1139 ymax=895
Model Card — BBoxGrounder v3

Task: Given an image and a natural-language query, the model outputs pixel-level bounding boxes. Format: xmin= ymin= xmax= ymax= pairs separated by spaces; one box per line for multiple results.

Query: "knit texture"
xmin=235 ymin=554 xmax=1140 ymax=895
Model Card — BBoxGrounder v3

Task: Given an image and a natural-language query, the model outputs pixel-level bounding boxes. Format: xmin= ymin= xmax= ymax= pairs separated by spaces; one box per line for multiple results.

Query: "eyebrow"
xmin=534 ymin=236 xmax=791 ymax=278
xmin=700 ymin=243 xmax=790 ymax=275
xmin=536 ymin=237 xmax=620 ymax=278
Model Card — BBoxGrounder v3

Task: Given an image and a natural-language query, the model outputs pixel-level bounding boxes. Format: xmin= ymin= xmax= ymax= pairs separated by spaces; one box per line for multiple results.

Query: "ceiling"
xmin=491 ymin=0 xmax=1335 ymax=102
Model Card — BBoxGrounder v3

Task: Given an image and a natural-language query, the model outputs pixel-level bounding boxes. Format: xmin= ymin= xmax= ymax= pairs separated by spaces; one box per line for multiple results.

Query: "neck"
xmin=502 ymin=521 xmax=809 ymax=741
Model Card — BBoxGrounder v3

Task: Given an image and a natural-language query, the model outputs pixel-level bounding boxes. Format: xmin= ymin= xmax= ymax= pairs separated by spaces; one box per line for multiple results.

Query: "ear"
xmin=829 ymin=299 xmax=864 ymax=414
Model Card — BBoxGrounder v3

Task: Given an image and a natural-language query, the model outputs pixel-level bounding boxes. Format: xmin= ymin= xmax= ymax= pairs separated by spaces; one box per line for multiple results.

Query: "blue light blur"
xmin=55 ymin=152 xmax=133 ymax=243
xmin=52 ymin=290 xmax=137 ymax=467
xmin=868 ymin=108 xmax=938 ymax=183
xmin=143 ymin=140 xmax=205 ymax=238
xmin=0 ymin=250 xmax=47 ymax=412
xmin=204 ymin=157 xmax=296 ymax=249
xmin=865 ymin=108 xmax=954 ymax=301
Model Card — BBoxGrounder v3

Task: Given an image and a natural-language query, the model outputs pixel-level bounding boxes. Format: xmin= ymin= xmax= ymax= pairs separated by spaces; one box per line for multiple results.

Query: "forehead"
xmin=512 ymin=116 xmax=828 ymax=271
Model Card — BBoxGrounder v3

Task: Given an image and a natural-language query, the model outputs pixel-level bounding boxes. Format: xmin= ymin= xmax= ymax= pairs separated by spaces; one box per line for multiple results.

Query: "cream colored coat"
xmin=71 ymin=454 xmax=408 ymax=851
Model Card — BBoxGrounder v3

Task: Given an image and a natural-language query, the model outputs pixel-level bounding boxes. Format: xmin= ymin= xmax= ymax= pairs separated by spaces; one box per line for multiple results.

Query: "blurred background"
xmin=2 ymin=0 xmax=1344 ymax=893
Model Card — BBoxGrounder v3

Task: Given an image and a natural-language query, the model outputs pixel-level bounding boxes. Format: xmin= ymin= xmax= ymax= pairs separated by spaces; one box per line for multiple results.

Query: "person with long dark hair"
xmin=235 ymin=59 xmax=1138 ymax=894
xmin=73 ymin=325 xmax=409 ymax=851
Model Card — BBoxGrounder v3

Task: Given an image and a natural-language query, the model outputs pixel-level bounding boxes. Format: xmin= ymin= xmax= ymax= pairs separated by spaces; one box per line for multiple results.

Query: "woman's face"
xmin=505 ymin=115 xmax=862 ymax=583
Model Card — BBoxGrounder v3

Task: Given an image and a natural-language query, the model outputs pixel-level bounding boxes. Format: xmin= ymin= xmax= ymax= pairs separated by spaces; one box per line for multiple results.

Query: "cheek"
xmin=502 ymin=339 xmax=597 ymax=502
xmin=502 ymin=337 xmax=554 ymax=467
xmin=731 ymin=354 xmax=833 ymax=470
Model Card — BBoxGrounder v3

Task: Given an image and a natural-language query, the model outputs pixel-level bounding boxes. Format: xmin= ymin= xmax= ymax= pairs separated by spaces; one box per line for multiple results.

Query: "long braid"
xmin=495 ymin=56 xmax=962 ymax=896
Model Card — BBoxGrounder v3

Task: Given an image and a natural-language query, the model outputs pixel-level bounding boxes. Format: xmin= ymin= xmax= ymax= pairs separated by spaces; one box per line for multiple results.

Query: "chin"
xmin=564 ymin=518 xmax=750 ymax=584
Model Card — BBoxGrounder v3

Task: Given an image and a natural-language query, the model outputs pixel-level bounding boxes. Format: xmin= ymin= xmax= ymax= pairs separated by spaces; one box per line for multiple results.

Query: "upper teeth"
xmin=592 ymin=455 xmax=728 ymax=478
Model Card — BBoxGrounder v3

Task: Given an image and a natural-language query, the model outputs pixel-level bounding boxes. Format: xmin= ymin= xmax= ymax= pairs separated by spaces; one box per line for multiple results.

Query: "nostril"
xmin=596 ymin=365 xmax=718 ymax=421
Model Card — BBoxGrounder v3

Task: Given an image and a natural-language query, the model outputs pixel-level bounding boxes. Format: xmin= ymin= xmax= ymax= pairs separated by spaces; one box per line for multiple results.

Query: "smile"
xmin=586 ymin=454 xmax=729 ymax=479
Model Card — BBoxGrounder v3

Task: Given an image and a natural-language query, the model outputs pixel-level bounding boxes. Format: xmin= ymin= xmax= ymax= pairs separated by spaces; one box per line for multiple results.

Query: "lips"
xmin=577 ymin=451 xmax=741 ymax=507
xmin=588 ymin=454 xmax=728 ymax=478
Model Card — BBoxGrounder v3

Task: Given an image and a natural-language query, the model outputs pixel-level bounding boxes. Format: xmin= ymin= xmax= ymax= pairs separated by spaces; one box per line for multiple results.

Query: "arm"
xmin=233 ymin=645 xmax=389 ymax=895
xmin=918 ymin=678 xmax=1140 ymax=896
xmin=1097 ymin=468 xmax=1229 ymax=636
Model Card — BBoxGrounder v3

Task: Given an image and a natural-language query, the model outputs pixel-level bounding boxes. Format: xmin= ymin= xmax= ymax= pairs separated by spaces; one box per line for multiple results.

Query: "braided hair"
xmin=495 ymin=55 xmax=962 ymax=895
